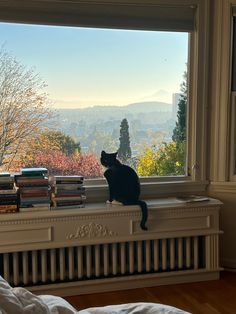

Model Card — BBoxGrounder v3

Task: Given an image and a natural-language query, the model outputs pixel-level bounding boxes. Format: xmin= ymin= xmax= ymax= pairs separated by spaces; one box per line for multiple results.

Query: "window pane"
xmin=0 ymin=23 xmax=188 ymax=178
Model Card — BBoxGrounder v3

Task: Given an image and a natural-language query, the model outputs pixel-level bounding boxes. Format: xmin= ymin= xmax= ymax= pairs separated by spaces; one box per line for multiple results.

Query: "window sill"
xmin=0 ymin=195 xmax=219 ymax=222
xmin=85 ymin=180 xmax=209 ymax=203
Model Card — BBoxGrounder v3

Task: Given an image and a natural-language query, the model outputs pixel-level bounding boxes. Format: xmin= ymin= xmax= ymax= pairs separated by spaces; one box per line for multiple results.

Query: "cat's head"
xmin=100 ymin=150 xmax=118 ymax=167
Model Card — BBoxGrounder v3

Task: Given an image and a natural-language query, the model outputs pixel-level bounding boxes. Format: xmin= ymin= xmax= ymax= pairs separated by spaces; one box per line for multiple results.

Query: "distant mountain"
xmin=56 ymin=101 xmax=171 ymax=114
xmin=50 ymin=101 xmax=173 ymax=128
xmin=140 ymin=89 xmax=172 ymax=103
xmin=125 ymin=101 xmax=171 ymax=112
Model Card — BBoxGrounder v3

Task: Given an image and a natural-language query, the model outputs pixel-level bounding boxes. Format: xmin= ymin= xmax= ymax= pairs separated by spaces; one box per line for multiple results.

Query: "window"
xmin=0 ymin=0 xmax=209 ymax=197
xmin=0 ymin=23 xmax=188 ymax=177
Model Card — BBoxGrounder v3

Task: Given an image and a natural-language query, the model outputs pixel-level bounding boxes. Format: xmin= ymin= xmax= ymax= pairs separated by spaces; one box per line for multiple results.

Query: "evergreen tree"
xmin=172 ymin=71 xmax=187 ymax=144
xmin=118 ymin=118 xmax=132 ymax=162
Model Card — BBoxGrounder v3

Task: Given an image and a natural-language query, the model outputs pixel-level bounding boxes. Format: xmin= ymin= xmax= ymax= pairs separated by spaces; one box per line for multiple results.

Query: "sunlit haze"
xmin=0 ymin=22 xmax=188 ymax=108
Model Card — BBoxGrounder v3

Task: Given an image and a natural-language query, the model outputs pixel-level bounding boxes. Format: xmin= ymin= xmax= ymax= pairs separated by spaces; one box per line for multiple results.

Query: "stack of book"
xmin=15 ymin=168 xmax=50 ymax=212
xmin=0 ymin=172 xmax=18 ymax=213
xmin=50 ymin=175 xmax=86 ymax=209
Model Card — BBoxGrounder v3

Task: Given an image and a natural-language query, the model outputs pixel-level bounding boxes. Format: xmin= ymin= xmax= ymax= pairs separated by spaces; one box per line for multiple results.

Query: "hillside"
xmin=53 ymin=101 xmax=172 ymax=125
xmin=47 ymin=100 xmax=175 ymax=155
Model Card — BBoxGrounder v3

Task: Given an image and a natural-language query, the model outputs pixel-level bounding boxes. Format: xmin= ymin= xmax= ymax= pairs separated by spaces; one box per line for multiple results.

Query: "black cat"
xmin=100 ymin=150 xmax=148 ymax=230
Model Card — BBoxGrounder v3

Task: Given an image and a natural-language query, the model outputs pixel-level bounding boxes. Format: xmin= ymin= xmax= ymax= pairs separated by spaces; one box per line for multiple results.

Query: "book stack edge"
xmin=15 ymin=168 xmax=50 ymax=212
xmin=0 ymin=172 xmax=18 ymax=214
xmin=50 ymin=175 xmax=86 ymax=210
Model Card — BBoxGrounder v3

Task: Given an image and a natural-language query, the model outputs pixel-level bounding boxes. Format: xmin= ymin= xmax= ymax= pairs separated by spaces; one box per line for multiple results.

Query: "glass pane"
xmin=0 ymin=23 xmax=188 ymax=178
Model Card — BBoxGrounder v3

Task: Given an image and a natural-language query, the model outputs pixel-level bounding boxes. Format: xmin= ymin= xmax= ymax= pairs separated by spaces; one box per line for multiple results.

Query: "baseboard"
xmin=222 ymin=258 xmax=236 ymax=269
xmin=29 ymin=269 xmax=221 ymax=297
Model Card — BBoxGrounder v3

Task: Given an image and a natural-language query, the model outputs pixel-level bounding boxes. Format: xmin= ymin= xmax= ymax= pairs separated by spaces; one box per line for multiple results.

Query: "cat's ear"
xmin=101 ymin=150 xmax=106 ymax=156
xmin=115 ymin=152 xmax=118 ymax=157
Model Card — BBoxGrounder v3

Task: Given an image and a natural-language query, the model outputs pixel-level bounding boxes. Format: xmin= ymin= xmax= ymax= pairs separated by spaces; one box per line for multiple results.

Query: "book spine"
xmin=0 ymin=209 xmax=18 ymax=214
xmin=0 ymin=189 xmax=17 ymax=194
xmin=0 ymin=205 xmax=18 ymax=210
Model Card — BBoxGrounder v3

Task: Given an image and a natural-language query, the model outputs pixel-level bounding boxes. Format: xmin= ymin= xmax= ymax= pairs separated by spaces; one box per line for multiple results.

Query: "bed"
xmin=0 ymin=276 xmax=191 ymax=314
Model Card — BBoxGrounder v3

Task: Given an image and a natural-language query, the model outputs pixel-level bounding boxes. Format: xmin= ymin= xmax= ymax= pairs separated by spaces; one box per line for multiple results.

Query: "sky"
xmin=0 ymin=22 xmax=188 ymax=108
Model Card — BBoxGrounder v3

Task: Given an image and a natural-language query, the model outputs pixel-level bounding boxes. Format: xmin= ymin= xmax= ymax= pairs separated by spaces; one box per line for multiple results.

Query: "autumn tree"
xmin=37 ymin=129 xmax=80 ymax=156
xmin=19 ymin=129 xmax=80 ymax=166
xmin=0 ymin=48 xmax=52 ymax=169
xmin=18 ymin=150 xmax=103 ymax=178
xmin=117 ymin=118 xmax=131 ymax=162
xmin=137 ymin=142 xmax=185 ymax=177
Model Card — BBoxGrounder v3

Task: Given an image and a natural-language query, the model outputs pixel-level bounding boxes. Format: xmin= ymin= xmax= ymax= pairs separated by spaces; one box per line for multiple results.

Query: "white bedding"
xmin=79 ymin=303 xmax=191 ymax=314
xmin=0 ymin=276 xmax=191 ymax=314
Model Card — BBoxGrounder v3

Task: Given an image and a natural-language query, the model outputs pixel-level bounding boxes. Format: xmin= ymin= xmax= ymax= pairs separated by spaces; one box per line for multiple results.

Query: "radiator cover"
xmin=0 ymin=197 xmax=222 ymax=296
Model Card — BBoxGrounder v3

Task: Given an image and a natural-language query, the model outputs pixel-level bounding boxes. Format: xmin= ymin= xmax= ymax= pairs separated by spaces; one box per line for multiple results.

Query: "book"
xmin=176 ymin=195 xmax=209 ymax=203
xmin=20 ymin=198 xmax=51 ymax=207
xmin=21 ymin=168 xmax=48 ymax=176
xmin=52 ymin=200 xmax=85 ymax=206
xmin=52 ymin=193 xmax=85 ymax=198
xmin=0 ymin=193 xmax=18 ymax=199
xmin=51 ymin=195 xmax=86 ymax=201
xmin=52 ymin=183 xmax=83 ymax=190
xmin=0 ymin=209 xmax=18 ymax=214
xmin=0 ymin=200 xmax=18 ymax=205
xmin=0 ymin=189 xmax=18 ymax=194
xmin=0 ymin=204 xmax=17 ymax=210
xmin=16 ymin=178 xmax=49 ymax=186
xmin=0 ymin=172 xmax=11 ymax=177
xmin=52 ymin=175 xmax=84 ymax=181
xmin=15 ymin=175 xmax=45 ymax=180
xmin=0 ymin=177 xmax=14 ymax=182
xmin=50 ymin=176 xmax=84 ymax=185
xmin=20 ymin=191 xmax=49 ymax=198
xmin=19 ymin=205 xmax=50 ymax=212
xmin=54 ymin=187 xmax=85 ymax=194
xmin=51 ymin=204 xmax=85 ymax=210
xmin=20 ymin=186 xmax=49 ymax=191
xmin=22 ymin=203 xmax=50 ymax=208
xmin=0 ymin=184 xmax=15 ymax=190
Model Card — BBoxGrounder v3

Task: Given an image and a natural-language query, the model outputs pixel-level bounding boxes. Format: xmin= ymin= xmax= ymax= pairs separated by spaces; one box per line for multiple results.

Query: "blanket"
xmin=0 ymin=276 xmax=191 ymax=314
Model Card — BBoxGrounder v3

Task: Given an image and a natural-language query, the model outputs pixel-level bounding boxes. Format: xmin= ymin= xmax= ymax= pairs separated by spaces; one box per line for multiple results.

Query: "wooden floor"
xmin=65 ymin=272 xmax=236 ymax=314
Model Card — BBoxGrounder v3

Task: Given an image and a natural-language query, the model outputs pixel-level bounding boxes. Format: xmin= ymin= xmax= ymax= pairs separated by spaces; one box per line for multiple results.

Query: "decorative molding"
xmin=0 ymin=212 xmax=139 ymax=226
xmin=0 ymin=202 xmax=221 ymax=226
xmin=66 ymin=222 xmax=117 ymax=239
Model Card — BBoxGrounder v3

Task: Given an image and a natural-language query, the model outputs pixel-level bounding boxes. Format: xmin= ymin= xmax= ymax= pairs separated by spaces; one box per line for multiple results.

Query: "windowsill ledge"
xmin=85 ymin=180 xmax=209 ymax=202
xmin=0 ymin=196 xmax=220 ymax=222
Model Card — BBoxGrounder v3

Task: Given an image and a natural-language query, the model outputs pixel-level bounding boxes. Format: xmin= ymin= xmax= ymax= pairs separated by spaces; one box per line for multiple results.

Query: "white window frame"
xmin=230 ymin=92 xmax=236 ymax=181
xmin=0 ymin=0 xmax=210 ymax=200
xmin=230 ymin=11 xmax=236 ymax=181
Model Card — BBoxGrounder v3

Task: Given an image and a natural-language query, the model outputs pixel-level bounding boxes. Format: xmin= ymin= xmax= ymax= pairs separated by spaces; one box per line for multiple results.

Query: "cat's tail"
xmin=137 ymin=200 xmax=148 ymax=231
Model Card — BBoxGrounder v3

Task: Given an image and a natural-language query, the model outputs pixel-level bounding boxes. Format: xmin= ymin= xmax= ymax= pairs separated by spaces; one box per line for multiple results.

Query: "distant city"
xmin=48 ymin=93 xmax=181 ymax=157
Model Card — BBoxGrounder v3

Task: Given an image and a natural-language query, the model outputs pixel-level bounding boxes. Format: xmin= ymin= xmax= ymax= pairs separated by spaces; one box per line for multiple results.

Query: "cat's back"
xmin=105 ymin=163 xmax=138 ymax=181
xmin=114 ymin=164 xmax=139 ymax=187
xmin=119 ymin=164 xmax=138 ymax=177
